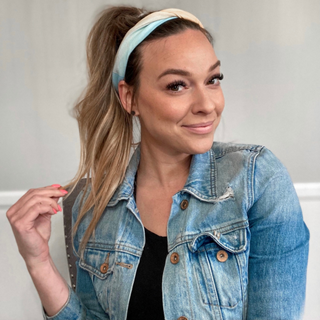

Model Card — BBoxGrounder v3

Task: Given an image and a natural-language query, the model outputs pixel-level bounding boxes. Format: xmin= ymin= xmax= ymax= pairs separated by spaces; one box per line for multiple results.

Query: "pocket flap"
xmin=79 ymin=248 xmax=114 ymax=280
xmin=188 ymin=224 xmax=247 ymax=254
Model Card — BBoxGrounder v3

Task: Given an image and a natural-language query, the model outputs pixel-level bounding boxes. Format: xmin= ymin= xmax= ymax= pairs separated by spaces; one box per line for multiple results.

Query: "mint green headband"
xmin=112 ymin=8 xmax=204 ymax=92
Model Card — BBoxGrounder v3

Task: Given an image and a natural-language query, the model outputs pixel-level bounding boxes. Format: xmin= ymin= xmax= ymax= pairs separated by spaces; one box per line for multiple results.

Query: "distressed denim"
xmin=43 ymin=142 xmax=309 ymax=320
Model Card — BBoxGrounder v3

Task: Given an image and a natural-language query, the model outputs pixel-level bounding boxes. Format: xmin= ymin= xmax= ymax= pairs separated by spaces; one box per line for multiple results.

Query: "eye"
xmin=208 ymin=73 xmax=224 ymax=85
xmin=166 ymin=80 xmax=187 ymax=92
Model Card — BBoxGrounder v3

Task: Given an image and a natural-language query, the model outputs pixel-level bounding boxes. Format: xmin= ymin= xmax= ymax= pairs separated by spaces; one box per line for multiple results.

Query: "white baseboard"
xmin=1 ymin=183 xmax=319 ymax=208
xmin=294 ymin=183 xmax=320 ymax=199
xmin=0 ymin=191 xmax=26 ymax=207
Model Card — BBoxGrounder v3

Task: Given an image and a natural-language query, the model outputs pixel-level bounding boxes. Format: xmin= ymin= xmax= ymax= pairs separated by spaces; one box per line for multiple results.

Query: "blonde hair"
xmin=63 ymin=6 xmax=213 ymax=256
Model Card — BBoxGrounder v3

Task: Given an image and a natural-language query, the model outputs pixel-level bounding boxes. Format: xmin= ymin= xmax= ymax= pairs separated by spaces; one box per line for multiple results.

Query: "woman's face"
xmin=134 ymin=28 xmax=225 ymax=156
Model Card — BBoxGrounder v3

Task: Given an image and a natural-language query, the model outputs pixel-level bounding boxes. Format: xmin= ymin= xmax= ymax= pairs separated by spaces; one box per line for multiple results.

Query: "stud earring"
xmin=131 ymin=111 xmax=135 ymax=116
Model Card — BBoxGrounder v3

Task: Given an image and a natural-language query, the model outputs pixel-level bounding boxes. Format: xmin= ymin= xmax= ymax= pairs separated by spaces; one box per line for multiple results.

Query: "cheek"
xmin=139 ymin=92 xmax=185 ymax=123
xmin=216 ymin=91 xmax=225 ymax=115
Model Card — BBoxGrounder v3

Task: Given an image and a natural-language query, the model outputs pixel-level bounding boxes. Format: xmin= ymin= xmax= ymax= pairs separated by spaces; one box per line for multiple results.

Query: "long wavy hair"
xmin=63 ymin=6 xmax=213 ymax=256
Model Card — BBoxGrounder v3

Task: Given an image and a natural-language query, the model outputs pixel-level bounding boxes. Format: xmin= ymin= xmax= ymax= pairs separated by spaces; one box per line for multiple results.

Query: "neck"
xmin=136 ymin=140 xmax=192 ymax=192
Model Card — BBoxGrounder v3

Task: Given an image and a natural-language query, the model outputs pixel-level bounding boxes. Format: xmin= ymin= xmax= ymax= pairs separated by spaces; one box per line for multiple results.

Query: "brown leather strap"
xmin=62 ymin=179 xmax=88 ymax=291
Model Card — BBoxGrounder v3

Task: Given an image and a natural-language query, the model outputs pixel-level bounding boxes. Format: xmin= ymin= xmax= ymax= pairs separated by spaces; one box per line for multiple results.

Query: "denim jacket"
xmin=44 ymin=142 xmax=309 ymax=320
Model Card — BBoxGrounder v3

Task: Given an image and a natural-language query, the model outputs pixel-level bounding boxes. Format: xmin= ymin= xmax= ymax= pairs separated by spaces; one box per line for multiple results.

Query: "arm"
xmin=246 ymin=148 xmax=310 ymax=320
xmin=6 ymin=186 xmax=71 ymax=316
xmin=6 ymin=185 xmax=107 ymax=320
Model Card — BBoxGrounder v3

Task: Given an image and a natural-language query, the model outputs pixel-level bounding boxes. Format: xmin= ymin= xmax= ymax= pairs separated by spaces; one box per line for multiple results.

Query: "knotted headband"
xmin=112 ymin=8 xmax=204 ymax=92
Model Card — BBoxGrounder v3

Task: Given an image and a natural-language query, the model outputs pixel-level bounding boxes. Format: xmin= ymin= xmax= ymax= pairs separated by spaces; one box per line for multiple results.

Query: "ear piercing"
xmin=131 ymin=111 xmax=136 ymax=116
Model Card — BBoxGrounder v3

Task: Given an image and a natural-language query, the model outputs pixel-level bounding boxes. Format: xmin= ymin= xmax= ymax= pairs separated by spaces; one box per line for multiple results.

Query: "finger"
xmin=47 ymin=184 xmax=61 ymax=188
xmin=27 ymin=202 xmax=57 ymax=222
xmin=9 ymin=195 xmax=61 ymax=224
xmin=14 ymin=184 xmax=61 ymax=205
xmin=7 ymin=186 xmax=67 ymax=220
xmin=12 ymin=202 xmax=57 ymax=234
xmin=51 ymin=196 xmax=62 ymax=210
xmin=7 ymin=188 xmax=67 ymax=221
xmin=27 ymin=196 xmax=62 ymax=213
xmin=12 ymin=187 xmax=68 ymax=213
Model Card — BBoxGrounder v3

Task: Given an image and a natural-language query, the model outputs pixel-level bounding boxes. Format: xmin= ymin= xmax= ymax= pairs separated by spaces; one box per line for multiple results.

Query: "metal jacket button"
xmin=100 ymin=263 xmax=109 ymax=273
xmin=216 ymin=250 xmax=228 ymax=262
xmin=178 ymin=317 xmax=188 ymax=320
xmin=170 ymin=252 xmax=180 ymax=264
xmin=180 ymin=199 xmax=189 ymax=210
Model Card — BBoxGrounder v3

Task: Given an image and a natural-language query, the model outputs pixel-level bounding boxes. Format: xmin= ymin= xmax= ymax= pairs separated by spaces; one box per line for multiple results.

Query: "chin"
xmin=186 ymin=138 xmax=214 ymax=155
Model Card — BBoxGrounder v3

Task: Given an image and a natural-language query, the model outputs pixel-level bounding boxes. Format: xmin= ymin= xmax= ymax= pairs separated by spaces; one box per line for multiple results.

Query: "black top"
xmin=126 ymin=228 xmax=168 ymax=320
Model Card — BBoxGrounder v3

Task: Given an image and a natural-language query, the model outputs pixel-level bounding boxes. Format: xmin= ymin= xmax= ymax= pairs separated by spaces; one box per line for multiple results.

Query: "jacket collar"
xmin=108 ymin=144 xmax=217 ymax=206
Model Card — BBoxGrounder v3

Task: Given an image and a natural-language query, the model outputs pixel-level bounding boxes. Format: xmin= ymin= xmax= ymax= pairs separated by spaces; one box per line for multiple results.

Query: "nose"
xmin=190 ymin=86 xmax=218 ymax=115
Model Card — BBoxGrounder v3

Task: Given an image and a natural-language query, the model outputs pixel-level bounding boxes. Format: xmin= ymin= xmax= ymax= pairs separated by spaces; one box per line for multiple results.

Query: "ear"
xmin=118 ymin=80 xmax=137 ymax=115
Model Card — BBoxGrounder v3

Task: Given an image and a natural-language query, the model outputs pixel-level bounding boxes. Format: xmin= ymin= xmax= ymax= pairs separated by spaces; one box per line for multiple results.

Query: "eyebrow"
xmin=157 ymin=60 xmax=221 ymax=80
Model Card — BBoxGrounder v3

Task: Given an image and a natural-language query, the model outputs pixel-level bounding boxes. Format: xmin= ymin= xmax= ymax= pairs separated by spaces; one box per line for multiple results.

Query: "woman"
xmin=7 ymin=6 xmax=309 ymax=320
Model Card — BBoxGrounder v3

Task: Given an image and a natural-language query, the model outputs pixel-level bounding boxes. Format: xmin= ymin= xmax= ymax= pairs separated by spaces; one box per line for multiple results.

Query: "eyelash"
xmin=166 ymin=73 xmax=224 ymax=92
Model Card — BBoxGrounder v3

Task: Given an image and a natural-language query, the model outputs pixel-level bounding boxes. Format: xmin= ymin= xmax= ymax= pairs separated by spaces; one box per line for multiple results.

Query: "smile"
xmin=182 ymin=121 xmax=214 ymax=134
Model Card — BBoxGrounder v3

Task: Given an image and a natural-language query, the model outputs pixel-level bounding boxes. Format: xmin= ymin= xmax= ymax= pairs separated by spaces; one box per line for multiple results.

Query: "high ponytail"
xmin=63 ymin=7 xmax=148 ymax=256
xmin=63 ymin=6 xmax=213 ymax=257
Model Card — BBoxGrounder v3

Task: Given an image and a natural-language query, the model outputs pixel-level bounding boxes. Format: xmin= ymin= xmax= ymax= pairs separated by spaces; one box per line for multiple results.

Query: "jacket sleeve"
xmin=42 ymin=284 xmax=108 ymax=320
xmin=246 ymin=147 xmax=310 ymax=320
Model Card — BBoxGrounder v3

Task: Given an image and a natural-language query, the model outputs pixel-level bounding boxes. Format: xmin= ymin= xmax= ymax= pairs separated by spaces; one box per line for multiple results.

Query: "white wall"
xmin=0 ymin=0 xmax=319 ymax=190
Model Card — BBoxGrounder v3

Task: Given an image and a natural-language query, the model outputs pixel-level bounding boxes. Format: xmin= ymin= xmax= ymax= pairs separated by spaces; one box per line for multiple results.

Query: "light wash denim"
xmin=44 ymin=142 xmax=309 ymax=320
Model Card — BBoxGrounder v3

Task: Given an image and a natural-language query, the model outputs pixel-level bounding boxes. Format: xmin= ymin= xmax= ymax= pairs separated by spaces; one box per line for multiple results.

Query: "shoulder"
xmin=211 ymin=141 xmax=292 ymax=205
xmin=212 ymin=141 xmax=263 ymax=158
xmin=211 ymin=141 xmax=286 ymax=175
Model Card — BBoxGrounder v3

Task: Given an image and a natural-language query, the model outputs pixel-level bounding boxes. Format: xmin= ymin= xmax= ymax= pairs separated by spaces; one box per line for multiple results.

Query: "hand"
xmin=6 ymin=184 xmax=68 ymax=269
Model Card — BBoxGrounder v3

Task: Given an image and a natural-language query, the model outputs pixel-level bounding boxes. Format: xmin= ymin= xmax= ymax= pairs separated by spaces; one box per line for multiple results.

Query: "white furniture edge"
xmin=0 ymin=183 xmax=319 ymax=208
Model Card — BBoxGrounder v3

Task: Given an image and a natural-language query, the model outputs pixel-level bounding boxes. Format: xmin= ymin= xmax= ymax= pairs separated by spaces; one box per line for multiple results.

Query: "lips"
xmin=182 ymin=121 xmax=214 ymax=134
xmin=183 ymin=121 xmax=214 ymax=128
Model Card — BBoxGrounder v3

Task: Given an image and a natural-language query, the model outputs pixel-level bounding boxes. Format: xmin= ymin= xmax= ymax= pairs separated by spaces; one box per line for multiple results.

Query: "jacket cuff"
xmin=42 ymin=285 xmax=81 ymax=319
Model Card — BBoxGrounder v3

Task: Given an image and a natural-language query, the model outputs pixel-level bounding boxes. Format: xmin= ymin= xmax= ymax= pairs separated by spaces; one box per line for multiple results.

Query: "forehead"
xmin=139 ymin=29 xmax=217 ymax=75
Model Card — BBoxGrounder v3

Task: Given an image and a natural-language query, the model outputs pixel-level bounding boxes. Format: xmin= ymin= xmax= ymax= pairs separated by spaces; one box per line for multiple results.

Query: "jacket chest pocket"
xmin=79 ymin=248 xmax=115 ymax=310
xmin=189 ymin=225 xmax=248 ymax=308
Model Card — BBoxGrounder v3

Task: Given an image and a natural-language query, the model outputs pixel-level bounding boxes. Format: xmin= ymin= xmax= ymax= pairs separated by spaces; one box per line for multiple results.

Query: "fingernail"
xmin=53 ymin=208 xmax=57 ymax=214
xmin=58 ymin=205 xmax=62 ymax=211
xmin=60 ymin=189 xmax=68 ymax=194
xmin=52 ymin=184 xmax=61 ymax=188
